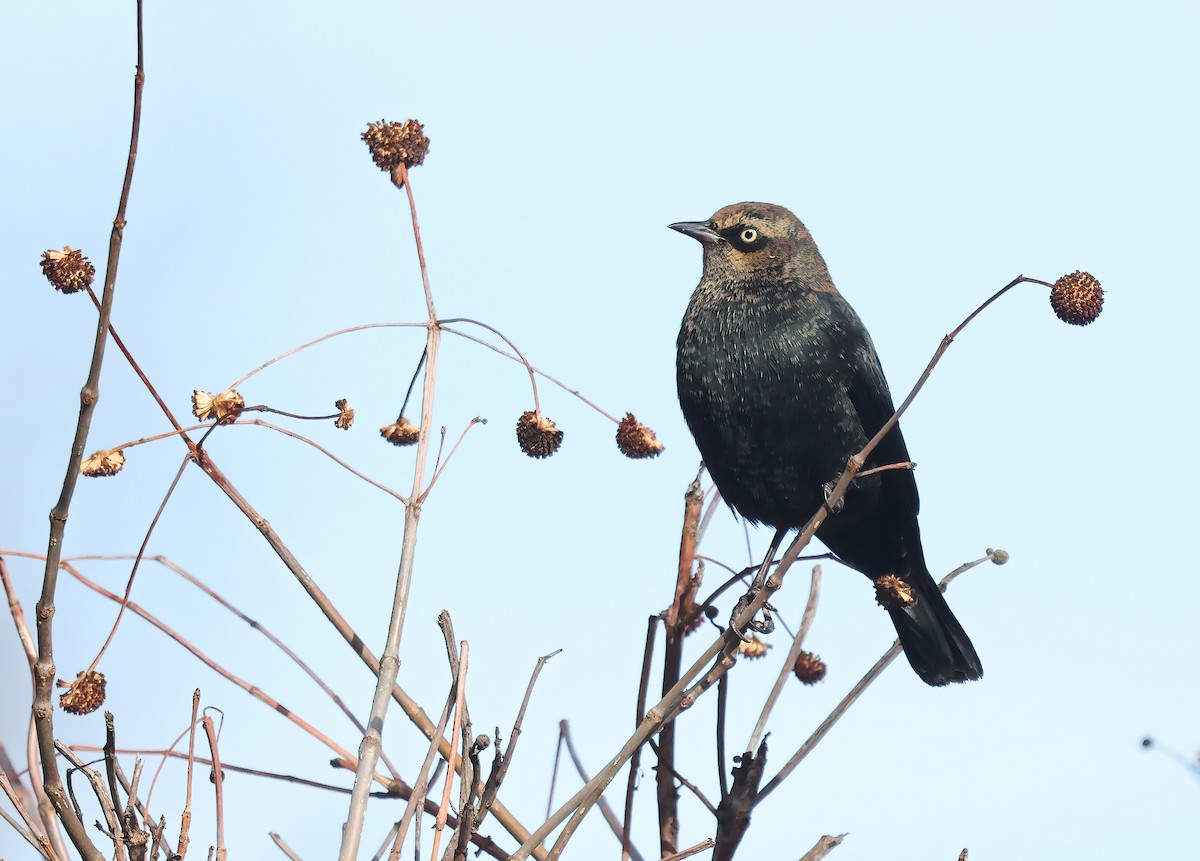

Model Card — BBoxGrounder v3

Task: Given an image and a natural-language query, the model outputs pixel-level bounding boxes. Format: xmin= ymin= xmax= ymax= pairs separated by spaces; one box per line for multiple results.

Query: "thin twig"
xmin=103 ymin=713 xmax=128 ymax=856
xmin=436 ymin=318 xmax=547 ymax=416
xmin=339 ymin=164 xmax=443 ymax=861
xmin=646 ymin=740 xmax=716 ymax=816
xmin=269 ymin=832 xmax=306 ymax=861
xmin=238 ymin=419 xmax=408 ymax=503
xmin=430 ymin=642 xmax=469 ymax=861
xmin=854 ymin=461 xmax=915 ymax=479
xmin=226 ymin=322 xmax=424 ymax=390
xmin=0 ymin=771 xmax=60 ymax=861
xmin=178 ymin=689 xmax=200 ymax=859
xmin=88 ymin=456 xmax=189 ymax=673
xmin=55 ymin=743 xmax=123 ymax=855
xmin=391 ymin=613 xmax=464 ymax=857
xmin=33 ymin=7 xmax=145 ymax=859
xmin=559 ymin=722 xmax=646 ymax=861
xmin=746 ymin=566 xmax=823 ymax=753
xmin=758 ymin=558 xmax=990 ymax=800
xmin=200 ymin=717 xmax=226 ymax=861
xmin=440 ymin=325 xmax=620 ymax=422
xmin=390 ymin=684 xmax=456 ymax=858
xmin=149 ymin=555 xmax=400 ymax=780
xmin=476 ymin=649 xmax=561 ymax=823
xmin=82 ymin=750 xmax=402 ymax=800
xmin=60 ymin=563 xmax=388 ymax=788
xmin=657 ymin=476 xmax=706 ymax=856
xmin=715 ymin=672 xmax=730 ymax=801
xmin=661 ymin=838 xmax=717 ymax=861
xmin=420 ymin=417 xmax=487 ymax=502
xmin=798 ymin=832 xmax=847 ymax=861
xmin=621 ymin=616 xmax=659 ymax=861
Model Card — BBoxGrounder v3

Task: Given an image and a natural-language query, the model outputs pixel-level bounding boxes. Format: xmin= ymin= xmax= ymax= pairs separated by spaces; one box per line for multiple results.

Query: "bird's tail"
xmin=883 ymin=567 xmax=982 ymax=686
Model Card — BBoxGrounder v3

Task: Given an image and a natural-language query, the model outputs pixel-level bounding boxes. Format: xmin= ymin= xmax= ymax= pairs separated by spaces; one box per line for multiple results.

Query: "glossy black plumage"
xmin=673 ymin=202 xmax=982 ymax=686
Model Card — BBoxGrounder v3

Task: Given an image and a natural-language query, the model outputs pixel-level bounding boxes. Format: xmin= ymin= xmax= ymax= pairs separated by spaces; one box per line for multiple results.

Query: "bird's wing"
xmin=847 ymin=341 xmax=921 ymax=513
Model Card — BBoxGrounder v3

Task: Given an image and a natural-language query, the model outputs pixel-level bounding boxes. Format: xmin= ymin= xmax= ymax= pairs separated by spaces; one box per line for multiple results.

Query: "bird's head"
xmin=670 ymin=202 xmax=832 ymax=288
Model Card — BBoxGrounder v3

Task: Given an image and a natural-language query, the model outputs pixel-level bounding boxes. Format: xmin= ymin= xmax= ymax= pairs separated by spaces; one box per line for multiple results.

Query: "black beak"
xmin=669 ymin=220 xmax=722 ymax=245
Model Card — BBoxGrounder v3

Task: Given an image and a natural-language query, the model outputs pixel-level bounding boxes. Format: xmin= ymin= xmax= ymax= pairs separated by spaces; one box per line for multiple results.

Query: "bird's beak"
xmin=669 ymin=220 xmax=722 ymax=244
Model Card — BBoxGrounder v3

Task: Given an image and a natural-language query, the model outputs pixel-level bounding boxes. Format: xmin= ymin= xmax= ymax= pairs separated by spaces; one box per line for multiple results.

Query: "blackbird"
xmin=672 ymin=202 xmax=982 ymax=686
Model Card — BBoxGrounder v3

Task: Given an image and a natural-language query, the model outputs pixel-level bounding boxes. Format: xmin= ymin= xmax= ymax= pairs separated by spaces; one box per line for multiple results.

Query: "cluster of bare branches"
xmin=2 ymin=4 xmax=1105 ymax=861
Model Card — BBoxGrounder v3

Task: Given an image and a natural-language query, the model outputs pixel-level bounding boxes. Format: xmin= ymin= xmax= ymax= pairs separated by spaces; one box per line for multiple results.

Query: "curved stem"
xmin=438 ymin=318 xmax=544 ymax=414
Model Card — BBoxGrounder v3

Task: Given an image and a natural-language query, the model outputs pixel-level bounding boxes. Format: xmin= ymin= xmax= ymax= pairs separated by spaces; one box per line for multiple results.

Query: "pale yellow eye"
xmin=740 ymin=228 xmax=758 ymax=243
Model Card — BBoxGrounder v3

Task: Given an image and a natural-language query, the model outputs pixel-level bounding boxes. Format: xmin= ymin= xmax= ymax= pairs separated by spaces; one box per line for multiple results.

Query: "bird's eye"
xmin=718 ymin=224 xmax=766 ymax=250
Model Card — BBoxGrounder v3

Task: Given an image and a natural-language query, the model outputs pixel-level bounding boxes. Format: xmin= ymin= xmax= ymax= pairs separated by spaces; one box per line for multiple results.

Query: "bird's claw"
xmin=731 ymin=591 xmax=776 ymax=640
xmin=822 ymin=479 xmax=845 ymax=514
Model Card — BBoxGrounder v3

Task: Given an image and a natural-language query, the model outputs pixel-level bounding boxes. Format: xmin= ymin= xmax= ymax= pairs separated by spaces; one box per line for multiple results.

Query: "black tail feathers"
xmin=885 ymin=568 xmax=982 ymax=686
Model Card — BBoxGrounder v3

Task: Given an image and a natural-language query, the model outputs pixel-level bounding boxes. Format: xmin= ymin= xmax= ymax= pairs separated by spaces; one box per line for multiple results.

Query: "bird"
xmin=671 ymin=202 xmax=982 ymax=686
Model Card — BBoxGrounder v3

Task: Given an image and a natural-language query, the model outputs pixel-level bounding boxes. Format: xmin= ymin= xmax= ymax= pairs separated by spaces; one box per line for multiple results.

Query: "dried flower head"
xmin=793 ymin=651 xmax=827 ymax=685
xmin=381 ymin=416 xmax=421 ymax=446
xmin=40 ymin=247 xmax=96 ymax=294
xmin=1050 ymin=271 xmax=1103 ymax=326
xmin=516 ymin=410 xmax=563 ymax=458
xmin=616 ymin=413 xmax=665 ymax=459
xmin=80 ymin=449 xmax=125 ymax=477
xmin=874 ymin=573 xmax=914 ymax=609
xmin=987 ymin=547 xmax=1010 ymax=565
xmin=334 ymin=398 xmax=355 ymax=430
xmin=737 ymin=634 xmax=772 ymax=660
xmin=58 ymin=670 xmax=107 ymax=714
xmin=362 ymin=119 xmax=430 ymax=174
xmin=192 ymin=389 xmax=245 ymax=424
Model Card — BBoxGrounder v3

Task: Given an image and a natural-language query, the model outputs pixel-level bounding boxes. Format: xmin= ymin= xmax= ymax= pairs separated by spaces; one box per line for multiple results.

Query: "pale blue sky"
xmin=3 ymin=2 xmax=1198 ymax=859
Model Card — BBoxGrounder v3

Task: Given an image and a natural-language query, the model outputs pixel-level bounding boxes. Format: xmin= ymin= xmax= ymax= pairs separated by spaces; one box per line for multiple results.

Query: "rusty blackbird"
xmin=672 ymin=202 xmax=982 ymax=686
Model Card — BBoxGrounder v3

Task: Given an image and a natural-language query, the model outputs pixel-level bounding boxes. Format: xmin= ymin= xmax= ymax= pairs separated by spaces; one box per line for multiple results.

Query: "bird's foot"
xmin=822 ymin=480 xmax=845 ymax=514
xmin=730 ymin=590 xmax=776 ymax=640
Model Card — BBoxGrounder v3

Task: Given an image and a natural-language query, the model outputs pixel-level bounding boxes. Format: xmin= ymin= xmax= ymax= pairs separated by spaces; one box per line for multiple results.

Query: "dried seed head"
xmin=1050 ymin=271 xmax=1103 ymax=326
xmin=40 ymin=247 xmax=95 ymax=294
xmin=987 ymin=547 xmax=1010 ymax=565
xmin=874 ymin=574 xmax=914 ymax=609
xmin=192 ymin=389 xmax=245 ymax=424
xmin=80 ymin=449 xmax=125 ymax=477
xmin=737 ymin=634 xmax=772 ymax=660
xmin=381 ymin=416 xmax=421 ymax=446
xmin=616 ymin=413 xmax=665 ymax=459
xmin=362 ymin=119 xmax=430 ymax=174
xmin=58 ymin=670 xmax=107 ymax=714
xmin=334 ymin=398 xmax=355 ymax=430
xmin=793 ymin=651 xmax=827 ymax=685
xmin=516 ymin=410 xmax=563 ymax=458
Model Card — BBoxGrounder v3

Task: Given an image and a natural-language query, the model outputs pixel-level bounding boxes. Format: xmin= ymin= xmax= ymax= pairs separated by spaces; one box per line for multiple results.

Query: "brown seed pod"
xmin=737 ymin=634 xmax=772 ymax=660
xmin=516 ymin=410 xmax=563 ymax=458
xmin=1049 ymin=271 xmax=1103 ymax=326
xmin=80 ymin=449 xmax=125 ymax=477
xmin=58 ymin=670 xmax=107 ymax=715
xmin=334 ymin=398 xmax=355 ymax=430
xmin=192 ymin=389 xmax=245 ymax=424
xmin=615 ymin=412 xmax=665 ymax=459
xmin=793 ymin=651 xmax=827 ymax=685
xmin=873 ymin=573 xmax=914 ymax=609
xmin=362 ymin=119 xmax=430 ymax=174
xmin=40 ymin=247 xmax=95 ymax=294
xmin=381 ymin=416 xmax=421 ymax=446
